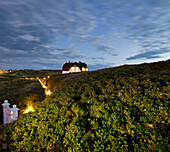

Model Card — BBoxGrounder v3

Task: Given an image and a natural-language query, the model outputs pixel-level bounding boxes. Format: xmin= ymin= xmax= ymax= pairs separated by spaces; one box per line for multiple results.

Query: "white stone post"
xmin=2 ymin=100 xmax=20 ymax=125
xmin=11 ymin=105 xmax=19 ymax=122
xmin=2 ymin=100 xmax=10 ymax=125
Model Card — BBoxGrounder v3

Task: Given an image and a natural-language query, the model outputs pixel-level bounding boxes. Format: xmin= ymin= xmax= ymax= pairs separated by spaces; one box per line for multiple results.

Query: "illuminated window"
xmin=76 ymin=66 xmax=79 ymax=72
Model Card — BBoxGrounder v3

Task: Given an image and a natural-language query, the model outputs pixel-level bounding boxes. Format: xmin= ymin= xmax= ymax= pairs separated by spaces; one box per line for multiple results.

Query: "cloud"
xmin=92 ymin=57 xmax=105 ymax=60
xmin=88 ymin=63 xmax=110 ymax=70
xmin=127 ymin=49 xmax=170 ymax=60
xmin=88 ymin=62 xmax=115 ymax=71
xmin=0 ymin=0 xmax=169 ymax=69
xmin=20 ymin=34 xmax=40 ymax=42
xmin=96 ymin=45 xmax=114 ymax=52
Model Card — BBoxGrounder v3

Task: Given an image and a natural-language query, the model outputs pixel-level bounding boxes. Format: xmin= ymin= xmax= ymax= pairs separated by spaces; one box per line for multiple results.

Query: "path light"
xmin=37 ymin=78 xmax=53 ymax=96
xmin=45 ymin=89 xmax=52 ymax=96
xmin=23 ymin=105 xmax=35 ymax=114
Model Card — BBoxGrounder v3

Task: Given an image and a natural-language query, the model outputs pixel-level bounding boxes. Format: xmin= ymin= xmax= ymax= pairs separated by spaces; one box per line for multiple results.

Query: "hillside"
xmin=4 ymin=69 xmax=61 ymax=78
xmin=0 ymin=60 xmax=169 ymax=151
xmin=0 ymin=70 xmax=60 ymax=124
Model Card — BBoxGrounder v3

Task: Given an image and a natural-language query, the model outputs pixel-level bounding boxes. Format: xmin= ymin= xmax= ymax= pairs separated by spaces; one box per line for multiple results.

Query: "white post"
xmin=2 ymin=100 xmax=10 ymax=125
xmin=2 ymin=100 xmax=20 ymax=125
xmin=11 ymin=105 xmax=19 ymax=122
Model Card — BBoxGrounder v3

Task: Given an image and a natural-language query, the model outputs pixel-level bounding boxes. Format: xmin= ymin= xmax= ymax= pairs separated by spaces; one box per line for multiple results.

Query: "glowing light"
xmin=47 ymin=76 xmax=50 ymax=78
xmin=45 ymin=89 xmax=52 ymax=96
xmin=23 ymin=106 xmax=35 ymax=114
xmin=11 ymin=111 xmax=13 ymax=114
xmin=37 ymin=79 xmax=52 ymax=96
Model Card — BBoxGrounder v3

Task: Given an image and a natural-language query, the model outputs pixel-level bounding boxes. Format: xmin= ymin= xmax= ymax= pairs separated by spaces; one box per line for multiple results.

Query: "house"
xmin=62 ymin=61 xmax=88 ymax=74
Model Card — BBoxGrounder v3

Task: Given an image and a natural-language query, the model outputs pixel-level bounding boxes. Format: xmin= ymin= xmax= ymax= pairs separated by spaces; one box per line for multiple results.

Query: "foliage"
xmin=0 ymin=60 xmax=169 ymax=151
xmin=4 ymin=70 xmax=61 ymax=78
xmin=0 ymin=72 xmax=46 ymax=124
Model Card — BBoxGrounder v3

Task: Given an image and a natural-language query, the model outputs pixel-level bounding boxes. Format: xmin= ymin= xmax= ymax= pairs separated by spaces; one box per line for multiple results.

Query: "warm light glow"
xmin=23 ymin=106 xmax=35 ymax=114
xmin=70 ymin=66 xmax=81 ymax=73
xmin=11 ymin=116 xmax=13 ymax=119
xmin=45 ymin=89 xmax=52 ymax=96
xmin=62 ymin=71 xmax=69 ymax=74
xmin=37 ymin=79 xmax=52 ymax=96
xmin=11 ymin=111 xmax=13 ymax=114
xmin=47 ymin=76 xmax=50 ymax=78
xmin=76 ymin=66 xmax=79 ymax=72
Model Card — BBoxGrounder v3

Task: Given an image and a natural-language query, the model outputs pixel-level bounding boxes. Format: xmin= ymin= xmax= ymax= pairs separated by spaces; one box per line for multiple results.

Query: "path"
xmin=37 ymin=78 xmax=53 ymax=96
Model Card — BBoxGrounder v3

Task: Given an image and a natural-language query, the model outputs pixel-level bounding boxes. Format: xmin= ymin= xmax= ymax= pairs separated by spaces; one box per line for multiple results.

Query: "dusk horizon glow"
xmin=0 ymin=0 xmax=170 ymax=70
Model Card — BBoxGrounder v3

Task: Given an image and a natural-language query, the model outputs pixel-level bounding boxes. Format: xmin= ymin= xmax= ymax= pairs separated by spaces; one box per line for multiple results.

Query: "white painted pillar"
xmin=2 ymin=100 xmax=10 ymax=125
xmin=11 ymin=105 xmax=19 ymax=122
xmin=2 ymin=100 xmax=19 ymax=125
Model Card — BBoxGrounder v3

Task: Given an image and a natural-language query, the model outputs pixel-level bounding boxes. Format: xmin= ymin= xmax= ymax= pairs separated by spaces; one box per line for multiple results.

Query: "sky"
xmin=0 ymin=0 xmax=170 ymax=70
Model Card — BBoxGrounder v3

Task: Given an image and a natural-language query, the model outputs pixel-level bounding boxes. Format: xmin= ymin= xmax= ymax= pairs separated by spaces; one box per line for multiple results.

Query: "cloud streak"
xmin=127 ymin=49 xmax=170 ymax=60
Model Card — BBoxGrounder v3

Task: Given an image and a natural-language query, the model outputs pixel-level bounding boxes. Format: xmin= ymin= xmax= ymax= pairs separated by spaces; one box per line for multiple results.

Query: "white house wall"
xmin=62 ymin=71 xmax=70 ymax=74
xmin=69 ymin=66 xmax=81 ymax=73
xmin=62 ymin=66 xmax=88 ymax=74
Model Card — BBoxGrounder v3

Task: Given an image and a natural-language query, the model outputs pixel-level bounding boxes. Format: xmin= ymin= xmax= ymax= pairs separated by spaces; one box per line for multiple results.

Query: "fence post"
xmin=2 ymin=100 xmax=20 ymax=125
xmin=11 ymin=105 xmax=19 ymax=122
xmin=2 ymin=100 xmax=10 ymax=125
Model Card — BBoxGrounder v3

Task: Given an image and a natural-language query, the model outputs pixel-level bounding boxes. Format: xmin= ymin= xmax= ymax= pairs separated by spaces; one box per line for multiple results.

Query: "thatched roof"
xmin=62 ymin=61 xmax=87 ymax=71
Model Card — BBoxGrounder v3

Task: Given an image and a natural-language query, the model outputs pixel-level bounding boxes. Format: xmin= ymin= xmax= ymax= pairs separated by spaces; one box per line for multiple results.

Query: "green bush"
xmin=0 ymin=60 xmax=169 ymax=151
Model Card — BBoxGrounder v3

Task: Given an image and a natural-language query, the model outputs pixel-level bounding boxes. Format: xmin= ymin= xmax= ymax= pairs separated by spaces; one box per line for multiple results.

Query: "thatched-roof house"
xmin=62 ymin=61 xmax=88 ymax=74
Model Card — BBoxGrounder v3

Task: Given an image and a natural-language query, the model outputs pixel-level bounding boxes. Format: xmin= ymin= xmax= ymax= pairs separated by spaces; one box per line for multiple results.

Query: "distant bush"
xmin=0 ymin=60 xmax=169 ymax=151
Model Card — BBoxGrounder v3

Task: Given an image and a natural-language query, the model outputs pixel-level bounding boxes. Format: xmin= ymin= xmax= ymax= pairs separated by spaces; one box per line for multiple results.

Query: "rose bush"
xmin=0 ymin=60 xmax=169 ymax=151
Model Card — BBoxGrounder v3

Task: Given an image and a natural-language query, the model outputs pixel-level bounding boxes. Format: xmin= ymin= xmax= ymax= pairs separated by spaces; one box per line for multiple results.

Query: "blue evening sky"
xmin=0 ymin=0 xmax=170 ymax=70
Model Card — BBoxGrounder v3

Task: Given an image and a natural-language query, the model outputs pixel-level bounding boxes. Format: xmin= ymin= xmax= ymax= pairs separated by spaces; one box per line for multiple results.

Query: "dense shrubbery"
xmin=0 ymin=73 xmax=45 ymax=124
xmin=0 ymin=60 xmax=169 ymax=151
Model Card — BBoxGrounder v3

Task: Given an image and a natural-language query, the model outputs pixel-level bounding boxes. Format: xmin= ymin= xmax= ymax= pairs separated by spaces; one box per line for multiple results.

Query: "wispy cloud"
xmin=127 ymin=49 xmax=170 ymax=60
xmin=96 ymin=45 xmax=114 ymax=52
xmin=0 ymin=0 xmax=169 ymax=69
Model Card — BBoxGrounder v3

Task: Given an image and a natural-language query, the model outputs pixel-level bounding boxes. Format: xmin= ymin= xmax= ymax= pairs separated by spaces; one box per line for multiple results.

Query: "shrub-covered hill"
xmin=4 ymin=69 xmax=61 ymax=78
xmin=0 ymin=74 xmax=45 ymax=125
xmin=0 ymin=60 xmax=169 ymax=151
xmin=0 ymin=69 xmax=60 ymax=124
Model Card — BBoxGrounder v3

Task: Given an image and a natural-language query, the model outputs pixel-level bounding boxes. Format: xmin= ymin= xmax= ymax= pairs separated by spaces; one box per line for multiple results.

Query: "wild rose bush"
xmin=0 ymin=60 xmax=169 ymax=151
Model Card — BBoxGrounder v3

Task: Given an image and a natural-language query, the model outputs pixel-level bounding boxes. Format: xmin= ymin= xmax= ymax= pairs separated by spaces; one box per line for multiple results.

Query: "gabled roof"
xmin=62 ymin=62 xmax=87 ymax=71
